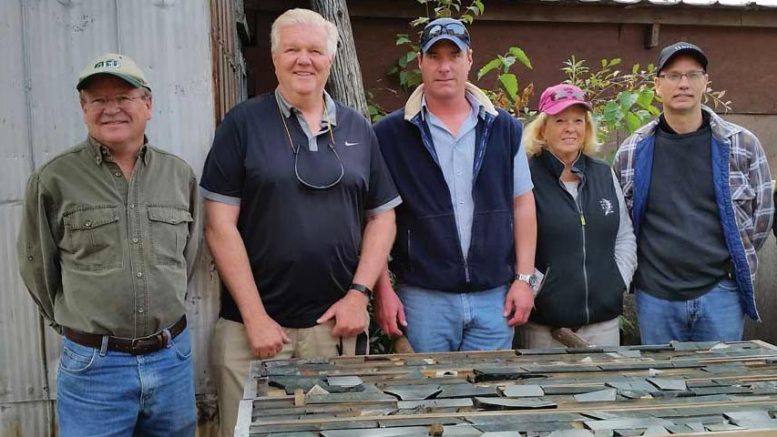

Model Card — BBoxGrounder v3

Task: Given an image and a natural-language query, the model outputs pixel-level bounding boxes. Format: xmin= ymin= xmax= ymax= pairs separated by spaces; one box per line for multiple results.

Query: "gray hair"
xmin=270 ymin=8 xmax=339 ymax=59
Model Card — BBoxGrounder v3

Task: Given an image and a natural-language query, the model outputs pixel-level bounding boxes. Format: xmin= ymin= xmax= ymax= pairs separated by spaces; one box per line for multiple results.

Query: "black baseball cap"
xmin=420 ymin=18 xmax=471 ymax=53
xmin=656 ymin=42 xmax=708 ymax=74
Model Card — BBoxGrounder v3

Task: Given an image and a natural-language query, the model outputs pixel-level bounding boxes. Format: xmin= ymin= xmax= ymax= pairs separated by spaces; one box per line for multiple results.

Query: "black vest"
xmin=374 ymin=108 xmax=521 ymax=291
xmin=529 ymin=150 xmax=625 ymax=327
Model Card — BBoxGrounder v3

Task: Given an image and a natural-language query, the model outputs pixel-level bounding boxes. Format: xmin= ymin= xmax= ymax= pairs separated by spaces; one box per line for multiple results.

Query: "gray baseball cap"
xmin=656 ymin=42 xmax=708 ymax=74
xmin=420 ymin=17 xmax=471 ymax=53
xmin=76 ymin=53 xmax=151 ymax=91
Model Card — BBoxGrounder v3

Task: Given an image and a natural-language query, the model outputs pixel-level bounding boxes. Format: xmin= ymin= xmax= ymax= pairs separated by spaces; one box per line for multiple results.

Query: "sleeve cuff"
xmin=367 ymin=195 xmax=402 ymax=216
xmin=513 ymin=185 xmax=534 ymax=198
xmin=200 ymin=187 xmax=241 ymax=206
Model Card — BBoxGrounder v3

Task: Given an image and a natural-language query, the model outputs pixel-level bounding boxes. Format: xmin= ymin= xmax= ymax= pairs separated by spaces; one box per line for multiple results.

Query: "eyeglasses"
xmin=552 ymin=88 xmax=586 ymax=102
xmin=85 ymin=95 xmax=146 ymax=110
xmin=276 ymin=100 xmax=344 ymax=190
xmin=421 ymin=22 xmax=470 ymax=47
xmin=657 ymin=70 xmax=706 ymax=83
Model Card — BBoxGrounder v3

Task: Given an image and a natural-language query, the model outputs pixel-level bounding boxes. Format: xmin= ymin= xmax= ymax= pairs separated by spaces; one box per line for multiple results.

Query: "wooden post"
xmin=551 ymin=327 xmax=590 ymax=348
xmin=392 ymin=335 xmax=415 ymax=354
xmin=310 ymin=0 xmax=370 ymax=118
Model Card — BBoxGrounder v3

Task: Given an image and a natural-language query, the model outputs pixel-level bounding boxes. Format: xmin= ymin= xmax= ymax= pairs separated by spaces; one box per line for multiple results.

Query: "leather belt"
xmin=63 ymin=316 xmax=186 ymax=355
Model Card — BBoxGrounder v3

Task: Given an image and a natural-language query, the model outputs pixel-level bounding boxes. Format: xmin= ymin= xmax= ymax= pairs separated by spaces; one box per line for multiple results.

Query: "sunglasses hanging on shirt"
xmin=276 ymin=100 xmax=344 ymax=190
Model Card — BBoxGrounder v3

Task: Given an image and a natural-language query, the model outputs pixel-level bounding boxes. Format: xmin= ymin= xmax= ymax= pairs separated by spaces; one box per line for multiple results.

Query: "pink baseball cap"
xmin=538 ymin=84 xmax=592 ymax=115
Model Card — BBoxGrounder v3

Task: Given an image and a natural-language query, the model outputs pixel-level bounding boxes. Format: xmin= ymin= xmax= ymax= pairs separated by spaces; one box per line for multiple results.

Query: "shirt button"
xmin=114 ymin=172 xmax=121 ymax=177
xmin=27 ymin=256 xmax=33 ymax=261
xmin=129 ymin=204 xmax=135 ymax=209
xmin=132 ymin=237 xmax=139 ymax=244
xmin=138 ymin=308 xmax=144 ymax=314
xmin=84 ymin=220 xmax=92 ymax=228
xmin=136 ymin=272 xmax=143 ymax=278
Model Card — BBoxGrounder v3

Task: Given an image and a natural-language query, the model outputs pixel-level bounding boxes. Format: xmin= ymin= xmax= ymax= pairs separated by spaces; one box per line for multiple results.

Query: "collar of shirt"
xmin=658 ymin=110 xmax=711 ymax=136
xmin=87 ymin=136 xmax=150 ymax=166
xmin=421 ymin=93 xmax=481 ymax=141
xmin=274 ymin=87 xmax=338 ymax=129
xmin=420 ymin=92 xmax=485 ymax=123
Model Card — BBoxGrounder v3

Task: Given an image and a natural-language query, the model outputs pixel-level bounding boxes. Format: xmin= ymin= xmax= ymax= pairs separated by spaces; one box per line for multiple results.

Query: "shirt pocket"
xmin=147 ymin=206 xmax=193 ymax=265
xmin=730 ymin=170 xmax=756 ymax=228
xmin=63 ymin=206 xmax=122 ymax=270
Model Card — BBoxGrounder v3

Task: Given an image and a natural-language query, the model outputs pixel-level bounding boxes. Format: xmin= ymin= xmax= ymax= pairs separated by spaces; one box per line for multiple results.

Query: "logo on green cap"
xmin=94 ymin=59 xmax=121 ymax=69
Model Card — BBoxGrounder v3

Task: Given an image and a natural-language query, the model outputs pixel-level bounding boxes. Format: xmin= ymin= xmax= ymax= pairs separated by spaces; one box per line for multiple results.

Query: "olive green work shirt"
xmin=17 ymin=137 xmax=201 ymax=338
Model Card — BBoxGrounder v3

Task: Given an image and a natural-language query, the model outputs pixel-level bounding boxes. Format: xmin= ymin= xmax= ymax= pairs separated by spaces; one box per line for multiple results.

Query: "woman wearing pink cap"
xmin=516 ymin=84 xmax=637 ymax=348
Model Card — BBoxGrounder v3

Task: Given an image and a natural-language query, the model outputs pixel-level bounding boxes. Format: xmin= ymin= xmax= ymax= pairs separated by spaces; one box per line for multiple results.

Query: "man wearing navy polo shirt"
xmin=373 ymin=18 xmax=537 ymax=352
xmin=200 ymin=9 xmax=400 ymax=437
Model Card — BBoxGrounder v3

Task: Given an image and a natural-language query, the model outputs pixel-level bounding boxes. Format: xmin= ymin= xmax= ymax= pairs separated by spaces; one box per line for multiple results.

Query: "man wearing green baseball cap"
xmin=18 ymin=53 xmax=200 ymax=436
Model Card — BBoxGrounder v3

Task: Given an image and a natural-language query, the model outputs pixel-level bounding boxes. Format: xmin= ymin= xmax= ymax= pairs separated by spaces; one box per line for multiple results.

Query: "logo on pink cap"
xmin=538 ymin=84 xmax=592 ymax=115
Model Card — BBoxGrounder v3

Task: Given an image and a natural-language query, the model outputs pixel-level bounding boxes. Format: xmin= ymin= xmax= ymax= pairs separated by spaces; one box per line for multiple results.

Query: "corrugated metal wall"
xmin=1 ymin=1 xmax=246 ymax=435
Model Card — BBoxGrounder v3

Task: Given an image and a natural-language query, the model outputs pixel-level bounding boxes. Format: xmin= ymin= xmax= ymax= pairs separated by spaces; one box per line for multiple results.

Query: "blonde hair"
xmin=270 ymin=9 xmax=339 ymax=59
xmin=523 ymin=110 xmax=600 ymax=157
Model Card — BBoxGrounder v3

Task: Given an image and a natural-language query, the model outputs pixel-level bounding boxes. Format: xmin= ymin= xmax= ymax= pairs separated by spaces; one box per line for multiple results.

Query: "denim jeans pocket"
xmin=169 ymin=329 xmax=192 ymax=360
xmin=717 ymin=279 xmax=739 ymax=292
xmin=59 ymin=339 xmax=97 ymax=374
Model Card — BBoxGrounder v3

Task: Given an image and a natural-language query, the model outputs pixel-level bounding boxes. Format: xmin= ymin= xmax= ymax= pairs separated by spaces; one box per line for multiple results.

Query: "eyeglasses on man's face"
xmin=421 ymin=22 xmax=470 ymax=46
xmin=657 ymin=70 xmax=706 ymax=84
xmin=84 ymin=94 xmax=147 ymax=110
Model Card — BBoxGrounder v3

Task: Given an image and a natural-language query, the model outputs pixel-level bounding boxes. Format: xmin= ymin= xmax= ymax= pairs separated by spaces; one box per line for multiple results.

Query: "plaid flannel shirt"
xmin=613 ymin=106 xmax=773 ymax=320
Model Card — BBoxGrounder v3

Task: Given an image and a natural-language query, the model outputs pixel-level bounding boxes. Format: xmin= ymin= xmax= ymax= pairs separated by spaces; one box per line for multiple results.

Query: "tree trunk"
xmin=310 ymin=0 xmax=369 ymax=118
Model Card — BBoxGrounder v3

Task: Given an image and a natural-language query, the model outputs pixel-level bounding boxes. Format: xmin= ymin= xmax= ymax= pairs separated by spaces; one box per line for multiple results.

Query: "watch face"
xmin=528 ymin=275 xmax=538 ymax=287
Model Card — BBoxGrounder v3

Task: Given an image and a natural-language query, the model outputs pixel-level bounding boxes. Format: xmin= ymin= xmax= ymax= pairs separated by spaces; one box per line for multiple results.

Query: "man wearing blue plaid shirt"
xmin=614 ymin=42 xmax=773 ymax=344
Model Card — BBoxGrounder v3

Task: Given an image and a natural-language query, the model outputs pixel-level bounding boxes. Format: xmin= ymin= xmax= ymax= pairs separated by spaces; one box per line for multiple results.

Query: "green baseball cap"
xmin=76 ymin=53 xmax=151 ymax=92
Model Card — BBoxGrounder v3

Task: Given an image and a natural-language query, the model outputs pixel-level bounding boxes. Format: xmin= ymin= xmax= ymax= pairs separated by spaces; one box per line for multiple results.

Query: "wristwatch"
xmin=349 ymin=283 xmax=373 ymax=300
xmin=514 ymin=272 xmax=539 ymax=289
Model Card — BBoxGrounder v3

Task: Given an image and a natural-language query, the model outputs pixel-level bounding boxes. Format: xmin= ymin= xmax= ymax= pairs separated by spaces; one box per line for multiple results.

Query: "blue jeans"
xmin=397 ymin=284 xmax=513 ymax=352
xmin=636 ymin=279 xmax=745 ymax=344
xmin=57 ymin=328 xmax=196 ymax=437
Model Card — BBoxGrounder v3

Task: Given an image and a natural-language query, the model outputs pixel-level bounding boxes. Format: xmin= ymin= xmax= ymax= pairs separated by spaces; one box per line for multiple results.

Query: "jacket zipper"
xmin=559 ymin=176 xmax=590 ymax=325
xmin=413 ymin=115 xmax=482 ymax=284
xmin=462 ymin=118 xmax=493 ymax=284
xmin=407 ymin=229 xmax=411 ymax=270
xmin=576 ymin=195 xmax=591 ymax=325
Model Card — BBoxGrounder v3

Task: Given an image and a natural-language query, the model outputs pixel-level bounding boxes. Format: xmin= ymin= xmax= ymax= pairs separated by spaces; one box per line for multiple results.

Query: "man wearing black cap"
xmin=373 ymin=18 xmax=538 ymax=352
xmin=614 ymin=42 xmax=773 ymax=344
xmin=17 ymin=53 xmax=200 ymax=435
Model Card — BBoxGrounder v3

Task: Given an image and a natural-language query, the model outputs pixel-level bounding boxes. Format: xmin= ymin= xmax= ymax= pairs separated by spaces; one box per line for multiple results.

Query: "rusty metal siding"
xmin=211 ymin=0 xmax=248 ymax=124
xmin=0 ymin=0 xmax=241 ymax=435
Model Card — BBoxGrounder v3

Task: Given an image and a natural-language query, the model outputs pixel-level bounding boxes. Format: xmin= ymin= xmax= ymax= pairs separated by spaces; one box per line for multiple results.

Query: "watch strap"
xmin=349 ymin=283 xmax=373 ymax=299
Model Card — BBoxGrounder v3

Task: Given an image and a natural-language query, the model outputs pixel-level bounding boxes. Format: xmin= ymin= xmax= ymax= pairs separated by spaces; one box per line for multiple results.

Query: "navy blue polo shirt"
xmin=200 ymin=91 xmax=400 ymax=328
